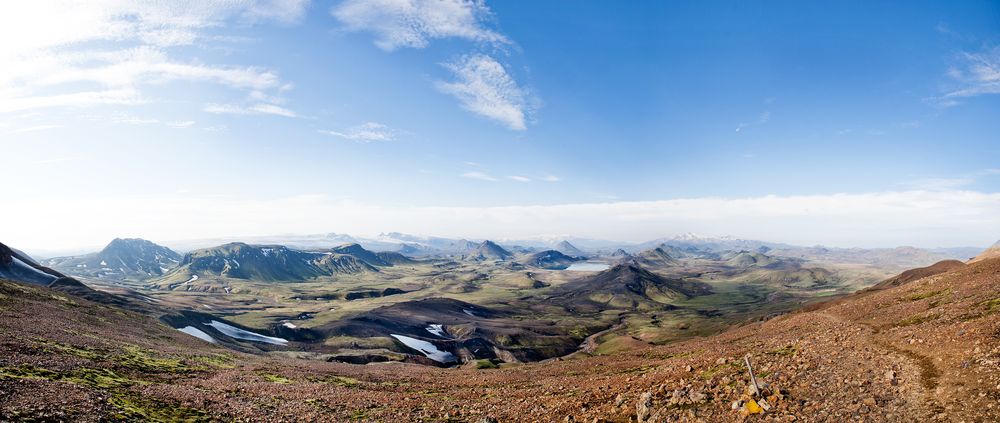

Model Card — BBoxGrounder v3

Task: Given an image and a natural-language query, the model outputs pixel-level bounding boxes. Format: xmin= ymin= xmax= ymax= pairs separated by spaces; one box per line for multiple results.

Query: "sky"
xmin=2 ymin=0 xmax=999 ymax=253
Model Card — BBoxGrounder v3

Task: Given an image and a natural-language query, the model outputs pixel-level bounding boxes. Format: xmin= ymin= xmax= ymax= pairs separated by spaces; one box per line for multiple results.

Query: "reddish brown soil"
xmin=2 ymin=258 xmax=1000 ymax=422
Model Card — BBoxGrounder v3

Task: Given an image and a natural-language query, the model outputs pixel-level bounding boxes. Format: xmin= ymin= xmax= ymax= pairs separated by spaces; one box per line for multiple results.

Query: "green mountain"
xmin=177 ymin=243 xmax=376 ymax=282
xmin=551 ymin=263 xmax=711 ymax=312
xmin=45 ymin=238 xmax=181 ymax=280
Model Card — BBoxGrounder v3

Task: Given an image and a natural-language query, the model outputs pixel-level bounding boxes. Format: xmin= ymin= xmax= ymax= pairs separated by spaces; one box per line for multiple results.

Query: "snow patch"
xmin=390 ymin=334 xmax=456 ymax=363
xmin=426 ymin=324 xmax=447 ymax=338
xmin=177 ymin=326 xmax=216 ymax=343
xmin=282 ymin=322 xmax=297 ymax=329
xmin=207 ymin=321 xmax=288 ymax=345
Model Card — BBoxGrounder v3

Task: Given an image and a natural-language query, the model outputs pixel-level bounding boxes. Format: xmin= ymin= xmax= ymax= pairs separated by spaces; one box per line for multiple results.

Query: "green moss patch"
xmin=260 ymin=373 xmax=294 ymax=384
xmin=189 ymin=353 xmax=236 ymax=369
xmin=475 ymin=359 xmax=499 ymax=369
xmin=767 ymin=344 xmax=798 ymax=356
xmin=310 ymin=374 xmax=361 ymax=387
xmin=108 ymin=393 xmax=212 ymax=422
xmin=907 ymin=289 xmax=948 ymax=302
xmin=116 ymin=346 xmax=191 ymax=374
xmin=896 ymin=313 xmax=938 ymax=327
xmin=0 ymin=365 xmax=137 ymax=389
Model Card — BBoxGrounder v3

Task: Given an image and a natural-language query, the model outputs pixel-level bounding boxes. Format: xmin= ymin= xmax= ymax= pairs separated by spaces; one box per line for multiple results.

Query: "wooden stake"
xmin=744 ymin=354 xmax=760 ymax=396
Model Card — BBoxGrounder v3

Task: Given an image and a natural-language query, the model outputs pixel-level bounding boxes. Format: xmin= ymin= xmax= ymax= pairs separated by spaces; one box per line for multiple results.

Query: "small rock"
xmin=885 ymin=369 xmax=897 ymax=385
xmin=478 ymin=417 xmax=499 ymax=423
xmin=685 ymin=365 xmax=694 ymax=372
xmin=614 ymin=393 xmax=625 ymax=407
xmin=636 ymin=392 xmax=653 ymax=423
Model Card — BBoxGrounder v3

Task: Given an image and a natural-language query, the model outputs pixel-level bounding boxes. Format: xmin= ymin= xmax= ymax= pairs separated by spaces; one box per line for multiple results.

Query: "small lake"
xmin=565 ymin=261 xmax=611 ymax=271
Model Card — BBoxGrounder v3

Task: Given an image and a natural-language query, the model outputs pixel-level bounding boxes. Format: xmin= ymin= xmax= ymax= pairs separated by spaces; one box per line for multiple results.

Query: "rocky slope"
xmin=970 ymin=240 xmax=1000 ymax=263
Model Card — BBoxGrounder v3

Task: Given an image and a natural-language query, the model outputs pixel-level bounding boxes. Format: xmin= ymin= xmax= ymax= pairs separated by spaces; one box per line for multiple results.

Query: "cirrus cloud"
xmin=331 ymin=0 xmax=507 ymax=51
xmin=436 ymin=54 xmax=530 ymax=130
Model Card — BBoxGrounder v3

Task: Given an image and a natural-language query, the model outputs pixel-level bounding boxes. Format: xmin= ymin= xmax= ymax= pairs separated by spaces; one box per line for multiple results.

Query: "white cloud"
xmin=109 ymin=113 xmax=160 ymax=125
xmin=905 ymin=177 xmax=975 ymax=191
xmin=319 ymin=122 xmax=396 ymax=141
xmin=507 ymin=175 xmax=530 ymax=182
xmin=0 ymin=1 xmax=306 ymax=115
xmin=167 ymin=120 xmax=196 ymax=129
xmin=461 ymin=171 xmax=498 ymax=181
xmin=0 ymin=88 xmax=144 ymax=114
xmin=204 ymin=103 xmax=297 ymax=117
xmin=437 ymin=54 xmax=530 ymax=130
xmin=4 ymin=190 xmax=999 ymax=251
xmin=542 ymin=175 xmax=561 ymax=182
xmin=941 ymin=45 xmax=1000 ymax=102
xmin=331 ymin=0 xmax=507 ymax=51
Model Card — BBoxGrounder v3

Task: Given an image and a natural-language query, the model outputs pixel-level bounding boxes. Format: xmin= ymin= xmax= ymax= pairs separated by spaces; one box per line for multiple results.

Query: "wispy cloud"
xmin=507 ymin=175 xmax=530 ymax=182
xmin=735 ymin=111 xmax=770 ymax=133
xmin=166 ymin=120 xmax=196 ymax=129
xmin=331 ymin=1 xmax=533 ymax=131
xmin=437 ymin=54 xmax=530 ymax=130
xmin=461 ymin=171 xmax=499 ymax=182
xmin=542 ymin=175 xmax=561 ymax=182
xmin=319 ymin=122 xmax=396 ymax=142
xmin=331 ymin=0 xmax=508 ymax=51
xmin=0 ymin=2 xmax=306 ymax=115
xmin=204 ymin=103 xmax=297 ymax=118
xmin=938 ymin=45 xmax=1000 ymax=105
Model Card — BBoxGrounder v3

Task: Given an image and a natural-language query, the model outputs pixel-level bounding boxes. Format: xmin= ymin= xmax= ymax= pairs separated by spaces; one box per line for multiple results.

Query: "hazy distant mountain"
xmin=555 ymin=240 xmax=585 ymax=257
xmin=634 ymin=247 xmax=680 ymax=267
xmin=46 ymin=238 xmax=181 ymax=280
xmin=722 ymin=251 xmax=776 ymax=268
xmin=637 ymin=234 xmax=972 ymax=269
xmin=469 ymin=240 xmax=513 ymax=261
xmin=331 ymin=243 xmax=391 ymax=266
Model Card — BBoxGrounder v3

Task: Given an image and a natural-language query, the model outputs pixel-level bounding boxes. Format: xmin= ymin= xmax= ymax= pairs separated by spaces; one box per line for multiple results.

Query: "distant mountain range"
xmin=31 ymin=231 xmax=994 ymax=282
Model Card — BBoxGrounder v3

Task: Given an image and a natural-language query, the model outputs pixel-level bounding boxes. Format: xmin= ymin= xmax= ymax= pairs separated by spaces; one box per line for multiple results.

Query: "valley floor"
xmin=2 ymin=259 xmax=1000 ymax=421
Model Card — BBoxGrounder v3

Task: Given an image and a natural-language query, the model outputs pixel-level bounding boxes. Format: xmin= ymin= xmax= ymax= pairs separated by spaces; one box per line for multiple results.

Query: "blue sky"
xmin=1 ymin=1 xmax=999 ymax=251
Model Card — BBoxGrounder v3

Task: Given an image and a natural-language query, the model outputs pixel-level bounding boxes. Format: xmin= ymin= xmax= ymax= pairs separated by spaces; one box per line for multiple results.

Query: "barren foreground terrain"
xmin=2 ymin=256 xmax=999 ymax=421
